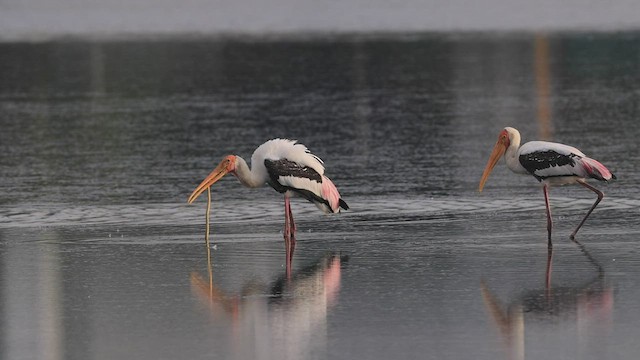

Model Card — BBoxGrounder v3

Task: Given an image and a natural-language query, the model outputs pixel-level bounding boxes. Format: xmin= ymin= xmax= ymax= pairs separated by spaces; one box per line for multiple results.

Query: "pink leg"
xmin=288 ymin=201 xmax=296 ymax=258
xmin=570 ymin=180 xmax=604 ymax=240
xmin=288 ymin=201 xmax=297 ymax=235
xmin=283 ymin=196 xmax=296 ymax=279
xmin=543 ymin=184 xmax=553 ymax=248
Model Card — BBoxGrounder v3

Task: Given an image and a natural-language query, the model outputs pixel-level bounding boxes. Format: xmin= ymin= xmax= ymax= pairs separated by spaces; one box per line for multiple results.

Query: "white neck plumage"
xmin=233 ymin=156 xmax=265 ymax=188
xmin=504 ymin=127 xmax=526 ymax=174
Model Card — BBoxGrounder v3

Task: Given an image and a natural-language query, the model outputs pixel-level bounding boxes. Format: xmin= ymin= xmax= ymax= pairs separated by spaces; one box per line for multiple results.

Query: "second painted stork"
xmin=188 ymin=139 xmax=349 ymax=273
xmin=478 ymin=127 xmax=615 ymax=247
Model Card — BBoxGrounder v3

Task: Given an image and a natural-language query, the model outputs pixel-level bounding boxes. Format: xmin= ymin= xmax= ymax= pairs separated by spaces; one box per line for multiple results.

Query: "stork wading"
xmin=188 ymin=139 xmax=348 ymax=274
xmin=478 ymin=127 xmax=615 ymax=246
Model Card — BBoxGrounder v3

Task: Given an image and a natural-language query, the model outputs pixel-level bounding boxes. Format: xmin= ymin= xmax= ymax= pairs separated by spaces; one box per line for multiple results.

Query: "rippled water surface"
xmin=2 ymin=33 xmax=640 ymax=360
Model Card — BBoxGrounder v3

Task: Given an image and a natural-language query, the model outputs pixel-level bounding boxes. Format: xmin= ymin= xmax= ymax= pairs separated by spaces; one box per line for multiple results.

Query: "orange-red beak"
xmin=478 ymin=139 xmax=507 ymax=192
xmin=187 ymin=157 xmax=233 ymax=204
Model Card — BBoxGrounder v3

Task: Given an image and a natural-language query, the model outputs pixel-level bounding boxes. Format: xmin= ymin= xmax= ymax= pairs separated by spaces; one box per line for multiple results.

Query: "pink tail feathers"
xmin=581 ymin=157 xmax=616 ymax=181
xmin=321 ymin=176 xmax=346 ymax=213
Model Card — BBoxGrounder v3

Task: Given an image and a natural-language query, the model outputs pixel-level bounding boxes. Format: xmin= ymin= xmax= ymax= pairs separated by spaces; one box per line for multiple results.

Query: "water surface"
xmin=1 ymin=33 xmax=640 ymax=360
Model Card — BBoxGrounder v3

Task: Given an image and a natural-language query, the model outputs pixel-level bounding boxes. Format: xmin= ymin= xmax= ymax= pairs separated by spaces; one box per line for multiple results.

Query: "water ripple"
xmin=1 ymin=196 xmax=638 ymax=229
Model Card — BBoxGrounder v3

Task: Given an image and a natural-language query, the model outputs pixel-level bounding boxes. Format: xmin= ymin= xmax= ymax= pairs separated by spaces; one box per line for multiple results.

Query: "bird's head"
xmin=478 ymin=128 xmax=512 ymax=192
xmin=187 ymin=155 xmax=237 ymax=204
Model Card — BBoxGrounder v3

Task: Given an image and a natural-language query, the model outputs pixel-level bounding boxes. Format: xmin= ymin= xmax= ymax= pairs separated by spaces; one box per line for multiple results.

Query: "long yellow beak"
xmin=187 ymin=159 xmax=230 ymax=204
xmin=478 ymin=140 xmax=507 ymax=192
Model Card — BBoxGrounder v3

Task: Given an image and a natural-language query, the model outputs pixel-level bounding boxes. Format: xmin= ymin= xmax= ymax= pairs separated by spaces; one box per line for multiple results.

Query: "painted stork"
xmin=187 ymin=139 xmax=349 ymax=273
xmin=478 ymin=127 xmax=615 ymax=246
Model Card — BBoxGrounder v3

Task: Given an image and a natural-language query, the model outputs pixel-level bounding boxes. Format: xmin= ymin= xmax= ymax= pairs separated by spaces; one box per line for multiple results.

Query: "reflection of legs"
xmin=571 ymin=238 xmax=604 ymax=276
xmin=543 ymin=184 xmax=553 ymax=248
xmin=545 ymin=246 xmax=553 ymax=302
xmin=570 ymin=180 xmax=604 ymax=240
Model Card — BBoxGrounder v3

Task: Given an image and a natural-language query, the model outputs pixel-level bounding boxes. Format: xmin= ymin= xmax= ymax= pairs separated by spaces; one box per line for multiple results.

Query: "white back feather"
xmin=251 ymin=138 xmax=325 ymax=175
xmin=520 ymin=141 xmax=586 ymax=157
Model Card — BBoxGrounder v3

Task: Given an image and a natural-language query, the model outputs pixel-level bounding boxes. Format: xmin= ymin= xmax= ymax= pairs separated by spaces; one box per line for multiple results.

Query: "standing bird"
xmin=187 ymin=139 xmax=348 ymax=273
xmin=478 ymin=127 xmax=615 ymax=247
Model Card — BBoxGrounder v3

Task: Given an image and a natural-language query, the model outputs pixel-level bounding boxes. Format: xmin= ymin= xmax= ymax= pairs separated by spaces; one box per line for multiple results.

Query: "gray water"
xmin=1 ymin=33 xmax=640 ymax=360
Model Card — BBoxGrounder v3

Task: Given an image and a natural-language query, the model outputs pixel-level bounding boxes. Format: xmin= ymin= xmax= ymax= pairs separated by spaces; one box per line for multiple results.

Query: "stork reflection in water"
xmin=190 ymin=253 xmax=346 ymax=360
xmin=481 ymin=240 xmax=613 ymax=360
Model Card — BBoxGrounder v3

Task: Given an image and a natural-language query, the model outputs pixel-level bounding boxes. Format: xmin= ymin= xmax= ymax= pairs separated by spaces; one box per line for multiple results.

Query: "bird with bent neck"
xmin=188 ymin=138 xmax=348 ymax=277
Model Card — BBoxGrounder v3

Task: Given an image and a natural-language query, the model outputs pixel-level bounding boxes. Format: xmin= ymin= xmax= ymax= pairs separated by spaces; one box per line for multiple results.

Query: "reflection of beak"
xmin=190 ymin=272 xmax=239 ymax=316
xmin=188 ymin=160 xmax=230 ymax=203
xmin=478 ymin=141 xmax=507 ymax=192
xmin=480 ymin=280 xmax=524 ymax=360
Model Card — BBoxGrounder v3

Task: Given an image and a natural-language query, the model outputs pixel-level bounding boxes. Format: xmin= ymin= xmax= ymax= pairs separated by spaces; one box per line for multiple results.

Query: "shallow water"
xmin=2 ymin=33 xmax=640 ymax=360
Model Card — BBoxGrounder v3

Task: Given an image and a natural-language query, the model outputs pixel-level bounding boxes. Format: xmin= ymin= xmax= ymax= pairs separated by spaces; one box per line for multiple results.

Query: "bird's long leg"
xmin=284 ymin=196 xmax=291 ymax=266
xmin=570 ymin=180 xmax=604 ymax=240
xmin=543 ymin=184 xmax=553 ymax=248
xmin=288 ymin=200 xmax=297 ymax=235
xmin=283 ymin=196 xmax=295 ymax=279
xmin=287 ymin=199 xmax=296 ymax=247
xmin=287 ymin=197 xmax=296 ymax=268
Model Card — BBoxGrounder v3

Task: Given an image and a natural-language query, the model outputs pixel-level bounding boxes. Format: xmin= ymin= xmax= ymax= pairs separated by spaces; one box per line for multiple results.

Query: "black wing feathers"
xmin=519 ymin=150 xmax=580 ymax=173
xmin=339 ymin=199 xmax=349 ymax=210
xmin=264 ymin=159 xmax=322 ymax=184
xmin=264 ymin=159 xmax=341 ymax=211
